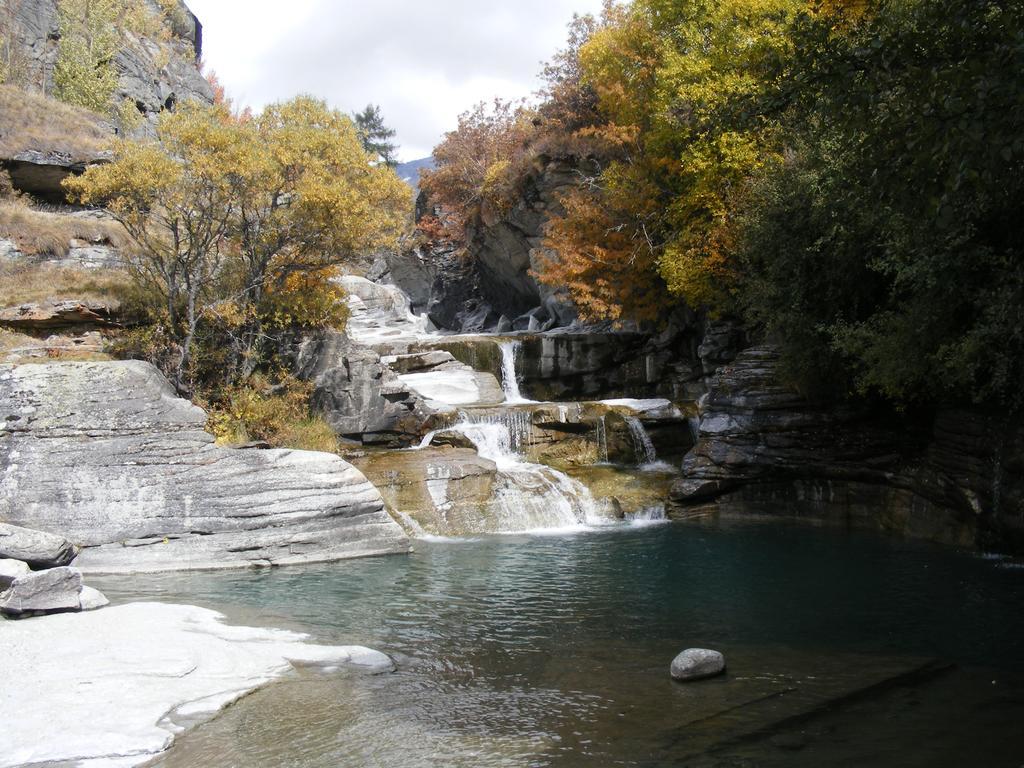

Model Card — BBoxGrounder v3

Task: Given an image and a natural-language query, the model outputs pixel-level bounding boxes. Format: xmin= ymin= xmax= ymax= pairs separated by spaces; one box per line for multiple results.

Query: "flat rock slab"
xmin=0 ymin=361 xmax=410 ymax=573
xmin=0 ymin=299 xmax=120 ymax=330
xmin=0 ymin=602 xmax=394 ymax=768
xmin=0 ymin=565 xmax=82 ymax=615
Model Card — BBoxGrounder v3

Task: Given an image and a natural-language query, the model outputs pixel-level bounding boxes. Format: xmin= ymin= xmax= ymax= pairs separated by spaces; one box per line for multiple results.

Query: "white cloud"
xmin=186 ymin=0 xmax=605 ymax=161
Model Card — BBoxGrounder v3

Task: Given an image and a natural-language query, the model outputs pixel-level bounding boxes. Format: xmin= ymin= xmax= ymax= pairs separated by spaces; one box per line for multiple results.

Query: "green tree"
xmin=739 ymin=0 xmax=1024 ymax=408
xmin=352 ymin=104 xmax=399 ymax=166
xmin=54 ymin=0 xmax=121 ymax=112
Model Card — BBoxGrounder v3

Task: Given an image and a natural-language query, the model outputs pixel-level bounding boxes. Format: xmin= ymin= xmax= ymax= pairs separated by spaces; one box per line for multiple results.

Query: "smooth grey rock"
xmin=670 ymin=648 xmax=726 ymax=682
xmin=0 ymin=559 xmax=31 ymax=588
xmin=0 ymin=361 xmax=410 ymax=573
xmin=0 ymin=567 xmax=83 ymax=616
xmin=0 ymin=524 xmax=77 ymax=569
xmin=78 ymin=585 xmax=109 ymax=611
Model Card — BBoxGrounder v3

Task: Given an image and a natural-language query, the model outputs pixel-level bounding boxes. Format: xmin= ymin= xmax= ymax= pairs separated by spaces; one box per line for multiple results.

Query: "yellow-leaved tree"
xmin=66 ymin=97 xmax=410 ymax=392
xmin=538 ymin=0 xmax=804 ymax=320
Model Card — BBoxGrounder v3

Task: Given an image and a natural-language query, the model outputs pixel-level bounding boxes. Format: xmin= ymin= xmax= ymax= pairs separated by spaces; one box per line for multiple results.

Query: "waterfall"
xmin=595 ymin=416 xmax=609 ymax=463
xmin=624 ymin=416 xmax=657 ymax=465
xmin=452 ymin=421 xmax=608 ymax=531
xmin=460 ymin=410 xmax=533 ymax=453
xmin=499 ymin=341 xmax=533 ymax=404
xmin=625 ymin=505 xmax=668 ymax=526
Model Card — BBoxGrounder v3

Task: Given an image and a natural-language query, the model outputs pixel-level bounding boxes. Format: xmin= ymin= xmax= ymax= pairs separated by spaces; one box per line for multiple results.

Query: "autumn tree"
xmin=353 ymin=104 xmax=398 ymax=167
xmin=229 ymin=96 xmax=410 ymax=375
xmin=66 ymin=98 xmax=410 ymax=392
xmin=535 ymin=0 xmax=805 ymax=322
xmin=418 ymin=99 xmax=534 ymax=244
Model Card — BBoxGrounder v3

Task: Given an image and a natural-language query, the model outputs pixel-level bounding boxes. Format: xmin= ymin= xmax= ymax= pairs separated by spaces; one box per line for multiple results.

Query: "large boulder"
xmin=0 ymin=566 xmax=82 ymax=616
xmin=0 ymin=361 xmax=410 ymax=573
xmin=291 ymin=330 xmax=446 ymax=447
xmin=0 ymin=523 xmax=77 ymax=568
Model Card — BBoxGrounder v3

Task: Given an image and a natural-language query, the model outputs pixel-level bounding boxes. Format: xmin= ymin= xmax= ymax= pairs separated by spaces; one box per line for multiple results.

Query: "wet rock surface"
xmin=671 ymin=648 xmax=726 ymax=682
xmin=0 ymin=361 xmax=410 ymax=573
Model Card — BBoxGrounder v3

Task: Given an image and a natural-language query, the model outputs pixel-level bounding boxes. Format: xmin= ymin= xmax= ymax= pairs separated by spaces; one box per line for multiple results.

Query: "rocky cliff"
xmin=0 ymin=361 xmax=410 ymax=572
xmin=6 ymin=0 xmax=211 ymax=125
xmin=671 ymin=346 xmax=1024 ymax=551
xmin=385 ymin=155 xmax=593 ymax=334
xmin=1 ymin=0 xmax=213 ymax=202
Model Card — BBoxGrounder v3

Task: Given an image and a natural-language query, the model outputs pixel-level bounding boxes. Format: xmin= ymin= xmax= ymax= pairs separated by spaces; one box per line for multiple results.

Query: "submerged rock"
xmin=0 ymin=523 xmax=77 ymax=569
xmin=670 ymin=648 xmax=726 ymax=682
xmin=0 ymin=566 xmax=82 ymax=616
xmin=0 ymin=361 xmax=410 ymax=573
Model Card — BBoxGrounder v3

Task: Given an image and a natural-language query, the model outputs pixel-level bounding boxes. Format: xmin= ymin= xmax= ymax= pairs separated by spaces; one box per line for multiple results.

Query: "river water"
xmin=96 ymin=521 xmax=1024 ymax=767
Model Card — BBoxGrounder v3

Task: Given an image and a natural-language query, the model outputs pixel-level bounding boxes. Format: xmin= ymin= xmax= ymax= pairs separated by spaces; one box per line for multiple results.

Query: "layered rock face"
xmin=387 ymin=156 xmax=596 ymax=334
xmin=291 ymin=330 xmax=448 ymax=446
xmin=671 ymin=346 xmax=1024 ymax=550
xmin=0 ymin=361 xmax=410 ymax=573
xmin=6 ymin=0 xmax=211 ymax=126
xmin=2 ymin=0 xmax=213 ymax=201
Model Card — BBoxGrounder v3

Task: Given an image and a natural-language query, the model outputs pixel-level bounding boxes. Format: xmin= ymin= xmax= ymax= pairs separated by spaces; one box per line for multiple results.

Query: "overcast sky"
xmin=186 ymin=0 xmax=605 ymax=162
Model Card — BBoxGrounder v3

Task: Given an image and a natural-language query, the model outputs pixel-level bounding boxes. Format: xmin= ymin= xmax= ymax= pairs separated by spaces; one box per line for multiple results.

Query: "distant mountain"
xmin=395 ymin=157 xmax=436 ymax=194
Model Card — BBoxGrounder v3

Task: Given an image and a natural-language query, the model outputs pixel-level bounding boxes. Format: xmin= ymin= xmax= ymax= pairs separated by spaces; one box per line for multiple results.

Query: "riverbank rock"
xmin=0 ymin=523 xmax=77 ymax=569
xmin=78 ymin=585 xmax=109 ymax=611
xmin=291 ymin=330 xmax=446 ymax=447
xmin=671 ymin=345 xmax=1024 ymax=551
xmin=0 ymin=558 xmax=30 ymax=588
xmin=0 ymin=299 xmax=121 ymax=331
xmin=0 ymin=361 xmax=410 ymax=573
xmin=1 ymin=603 xmax=394 ymax=767
xmin=671 ymin=648 xmax=726 ymax=682
xmin=0 ymin=566 xmax=82 ymax=616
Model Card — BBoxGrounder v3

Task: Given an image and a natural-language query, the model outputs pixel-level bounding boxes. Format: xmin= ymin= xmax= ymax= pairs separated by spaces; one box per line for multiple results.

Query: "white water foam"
xmin=452 ymin=421 xmax=610 ymax=531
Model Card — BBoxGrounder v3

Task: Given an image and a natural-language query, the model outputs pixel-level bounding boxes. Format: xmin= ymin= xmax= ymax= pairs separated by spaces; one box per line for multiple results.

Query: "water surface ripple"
xmin=95 ymin=521 xmax=1024 ymax=767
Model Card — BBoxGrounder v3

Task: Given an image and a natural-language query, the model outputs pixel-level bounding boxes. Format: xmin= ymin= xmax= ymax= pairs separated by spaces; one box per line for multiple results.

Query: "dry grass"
xmin=0 ymin=198 xmax=131 ymax=257
xmin=0 ymin=260 xmax=132 ymax=307
xmin=0 ymin=85 xmax=114 ymax=160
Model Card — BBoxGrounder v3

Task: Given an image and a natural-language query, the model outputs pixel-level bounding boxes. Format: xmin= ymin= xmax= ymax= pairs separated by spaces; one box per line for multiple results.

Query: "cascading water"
xmin=624 ymin=416 xmax=657 ymax=465
xmin=595 ymin=416 xmax=609 ymax=463
xmin=499 ymin=341 xmax=533 ymax=404
xmin=459 ymin=410 xmax=533 ymax=453
xmin=625 ymin=505 xmax=669 ymax=526
xmin=452 ymin=421 xmax=609 ymax=532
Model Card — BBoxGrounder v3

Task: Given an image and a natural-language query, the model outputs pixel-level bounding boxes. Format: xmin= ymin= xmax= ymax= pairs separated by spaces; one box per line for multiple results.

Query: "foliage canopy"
xmin=66 ymin=97 xmax=410 ymax=392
